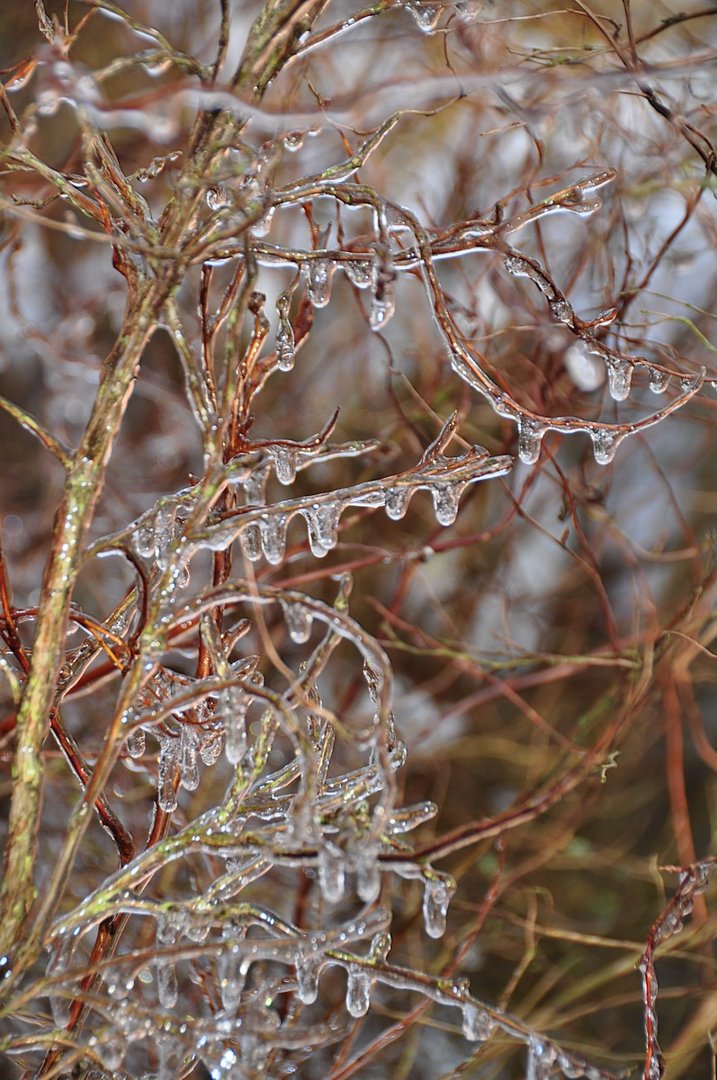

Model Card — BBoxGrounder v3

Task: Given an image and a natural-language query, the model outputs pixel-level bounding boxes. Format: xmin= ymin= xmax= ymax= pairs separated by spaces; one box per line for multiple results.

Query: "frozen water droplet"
xmin=504 ymin=253 xmax=530 ymax=278
xmin=303 ymin=259 xmax=335 ymax=307
xmin=607 ymin=359 xmax=632 ymax=401
xmin=126 ymin=725 xmax=145 ymax=759
xmin=280 ymin=599 xmax=313 ymax=644
xmin=270 ymin=445 xmax=298 ymax=485
xmin=462 ymin=1002 xmax=496 ymax=1042
xmin=157 ymin=738 xmax=179 ymax=812
xmin=527 ymin=1036 xmax=558 ymax=1078
xmin=302 ymin=502 xmax=342 ymax=557
xmin=259 ymin=513 xmax=288 ymax=565
xmin=206 ymin=186 xmax=230 ymax=211
xmin=174 ymin=554 xmax=190 ymax=588
xmin=240 ymin=521 xmax=263 ymax=561
xmin=134 ymin=517 xmax=156 ymax=557
xmin=590 ymin=427 xmax=622 ymax=465
xmin=283 ymin=130 xmax=305 ymax=152
xmin=180 ymin=725 xmax=200 ymax=790
xmin=319 ymin=843 xmax=345 ymax=902
xmin=556 ymin=1053 xmax=585 ymax=1079
xmin=406 ymin=1 xmax=442 ymax=32
xmin=344 ymin=259 xmax=373 ymax=289
xmin=385 ymin=486 xmax=411 ymax=520
xmin=157 ymin=960 xmax=178 ymax=1007
xmin=517 ymin=419 xmax=546 ymax=465
xmin=649 ymin=368 xmax=671 ymax=394
xmin=295 ymin=951 xmax=322 ymax=1004
xmin=550 ymin=299 xmax=572 ymax=324
xmin=431 ymin=483 xmax=462 ymax=526
xmin=345 ymin=964 xmax=372 ymax=1017
xmin=422 ymin=871 xmax=456 ymax=938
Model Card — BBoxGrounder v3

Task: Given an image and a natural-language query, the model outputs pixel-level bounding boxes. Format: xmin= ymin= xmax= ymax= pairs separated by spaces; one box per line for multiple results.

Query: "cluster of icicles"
xmin=32 ymin=120 xmax=703 ymax=1080
xmin=228 ymin=162 xmax=706 ymax=472
xmin=44 ymin=413 xmax=624 ymax=1077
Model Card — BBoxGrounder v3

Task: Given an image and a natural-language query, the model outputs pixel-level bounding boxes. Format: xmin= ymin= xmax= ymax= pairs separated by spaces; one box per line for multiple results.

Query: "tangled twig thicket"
xmin=1 ymin=2 xmax=717 ymax=1078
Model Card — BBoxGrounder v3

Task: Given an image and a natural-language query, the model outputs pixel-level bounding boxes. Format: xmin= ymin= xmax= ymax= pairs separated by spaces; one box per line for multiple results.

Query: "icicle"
xmin=251 ymin=206 xmax=275 ymax=237
xmin=126 ymin=725 xmax=145 ymax=759
xmin=517 ymin=418 xmax=546 ymax=465
xmin=102 ymin=1034 xmax=127 ymax=1071
xmin=157 ymin=737 xmax=179 ymax=812
xmin=218 ymin=939 xmax=248 ymax=1012
xmin=355 ymin=848 xmax=381 ymax=903
xmin=345 ymin=964 xmax=372 ymax=1018
xmin=369 ymin=932 xmax=391 ymax=963
xmin=370 ymin=245 xmax=396 ymax=331
xmin=280 ymin=599 xmax=313 ymax=644
xmin=302 ymin=502 xmax=342 ymax=557
xmin=422 ymin=870 xmax=456 ymax=938
xmin=269 ymin=445 xmax=298 ymax=485
xmin=259 ymin=513 xmax=288 ymax=565
xmin=275 ymin=320 xmax=295 ymax=372
xmin=606 ymin=358 xmax=633 ymax=401
xmin=158 ymin=1035 xmax=181 ymax=1080
xmin=590 ymin=427 xmax=623 ymax=466
xmin=275 ymin=292 xmax=296 ymax=371
xmin=154 ymin=503 xmax=176 ymax=552
xmin=318 ymin=842 xmax=345 ymax=903
xmin=462 ymin=1002 xmax=496 ymax=1042
xmin=406 ymin=1 xmax=442 ymax=32
xmin=295 ymin=949 xmax=322 ymax=1004
xmin=431 ymin=482 xmax=463 ymax=526
xmin=156 ymin=959 xmax=178 ymax=1008
xmin=240 ymin=521 xmax=263 ymax=561
xmin=180 ymin=725 xmax=200 ymax=790
xmin=199 ymin=727 xmax=223 ymax=765
xmin=648 ymin=368 xmax=671 ymax=394
xmin=133 ymin=516 xmax=156 ymax=558
xmin=50 ymin=992 xmax=70 ymax=1027
xmin=384 ymin=486 xmax=411 ymax=521
xmin=219 ymin=686 xmax=249 ymax=765
xmin=303 ymin=259 xmax=335 ymax=308
xmin=243 ymin=464 xmax=269 ymax=506
xmin=344 ymin=259 xmax=373 ymax=289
